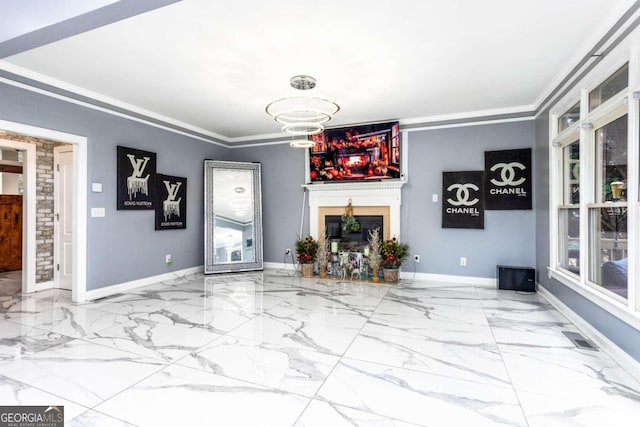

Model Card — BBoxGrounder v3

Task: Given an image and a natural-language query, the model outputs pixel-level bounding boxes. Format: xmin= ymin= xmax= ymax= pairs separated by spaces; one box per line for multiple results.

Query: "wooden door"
xmin=0 ymin=195 xmax=22 ymax=272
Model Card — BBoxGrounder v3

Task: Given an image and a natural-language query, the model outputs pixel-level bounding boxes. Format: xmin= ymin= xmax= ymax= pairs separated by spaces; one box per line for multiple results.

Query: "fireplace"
xmin=305 ymin=181 xmax=404 ymax=241
xmin=324 ymin=214 xmax=384 ymax=250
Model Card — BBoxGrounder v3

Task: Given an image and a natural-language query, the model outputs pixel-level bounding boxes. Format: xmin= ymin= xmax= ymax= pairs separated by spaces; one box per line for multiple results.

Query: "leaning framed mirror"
xmin=204 ymin=160 xmax=263 ymax=273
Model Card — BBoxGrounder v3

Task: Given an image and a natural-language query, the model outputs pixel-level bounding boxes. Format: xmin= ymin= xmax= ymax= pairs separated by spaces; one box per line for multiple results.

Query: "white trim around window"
xmin=549 ymin=39 xmax=640 ymax=321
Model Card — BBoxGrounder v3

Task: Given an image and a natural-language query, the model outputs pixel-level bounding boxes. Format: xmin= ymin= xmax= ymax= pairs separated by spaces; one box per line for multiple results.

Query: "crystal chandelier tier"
xmin=266 ymin=75 xmax=339 ymax=138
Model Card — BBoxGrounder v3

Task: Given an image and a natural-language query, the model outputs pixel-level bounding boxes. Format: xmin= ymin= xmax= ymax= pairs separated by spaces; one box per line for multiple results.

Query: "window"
xmin=558 ymin=103 xmax=580 ymax=132
xmin=551 ymin=58 xmax=636 ymax=311
xmin=589 ymin=63 xmax=628 ymax=111
xmin=558 ymin=140 xmax=580 ymax=275
xmin=588 ymin=114 xmax=628 ymax=298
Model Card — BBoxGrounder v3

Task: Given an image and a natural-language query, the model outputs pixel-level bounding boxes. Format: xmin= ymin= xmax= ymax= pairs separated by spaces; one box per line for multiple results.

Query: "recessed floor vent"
xmin=562 ymin=331 xmax=598 ymax=351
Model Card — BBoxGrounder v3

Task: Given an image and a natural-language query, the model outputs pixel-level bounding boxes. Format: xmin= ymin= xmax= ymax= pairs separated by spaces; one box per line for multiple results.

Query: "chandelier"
xmin=266 ymin=75 xmax=339 ymax=146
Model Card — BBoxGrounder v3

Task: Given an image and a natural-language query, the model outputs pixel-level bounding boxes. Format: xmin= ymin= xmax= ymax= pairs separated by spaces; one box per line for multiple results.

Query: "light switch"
xmin=92 ymin=183 xmax=103 ymax=193
xmin=91 ymin=207 xmax=105 ymax=217
xmin=432 ymin=194 xmax=438 ymax=202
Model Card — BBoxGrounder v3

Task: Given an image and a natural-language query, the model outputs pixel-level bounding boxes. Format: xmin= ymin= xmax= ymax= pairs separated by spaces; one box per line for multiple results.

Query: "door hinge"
xmin=56 ymin=164 xmax=60 ymax=172
xmin=56 ymin=264 xmax=60 ymax=271
xmin=55 ymin=213 xmax=59 ymax=221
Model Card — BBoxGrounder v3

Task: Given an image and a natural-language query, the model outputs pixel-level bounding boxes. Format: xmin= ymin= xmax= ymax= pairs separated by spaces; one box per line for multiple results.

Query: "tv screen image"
xmin=308 ymin=121 xmax=400 ymax=182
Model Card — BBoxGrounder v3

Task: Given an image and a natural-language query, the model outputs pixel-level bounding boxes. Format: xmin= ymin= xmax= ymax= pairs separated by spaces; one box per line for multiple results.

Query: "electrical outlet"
xmin=414 ymin=254 xmax=420 ymax=263
xmin=165 ymin=254 xmax=172 ymax=265
xmin=460 ymin=257 xmax=467 ymax=266
xmin=285 ymin=248 xmax=291 ymax=255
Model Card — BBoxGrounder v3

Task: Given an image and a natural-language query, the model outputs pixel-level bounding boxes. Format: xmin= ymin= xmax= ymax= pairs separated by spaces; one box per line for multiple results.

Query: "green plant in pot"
xmin=380 ymin=237 xmax=409 ymax=283
xmin=296 ymin=235 xmax=318 ymax=277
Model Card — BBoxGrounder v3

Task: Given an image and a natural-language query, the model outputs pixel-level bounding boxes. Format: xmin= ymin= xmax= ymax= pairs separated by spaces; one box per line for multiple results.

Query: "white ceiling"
xmin=1 ymin=0 xmax=636 ymax=143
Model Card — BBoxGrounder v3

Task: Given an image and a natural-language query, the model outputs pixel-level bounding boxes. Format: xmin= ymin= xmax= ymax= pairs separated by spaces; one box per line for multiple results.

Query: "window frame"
xmin=549 ymin=45 xmax=639 ymax=323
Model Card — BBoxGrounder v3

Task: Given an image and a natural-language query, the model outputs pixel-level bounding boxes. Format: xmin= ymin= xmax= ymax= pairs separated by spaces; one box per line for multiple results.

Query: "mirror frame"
xmin=204 ymin=160 xmax=263 ymax=273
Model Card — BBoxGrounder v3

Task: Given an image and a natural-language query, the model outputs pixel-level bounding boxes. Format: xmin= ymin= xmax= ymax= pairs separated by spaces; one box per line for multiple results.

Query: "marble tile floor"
xmin=0 ymin=270 xmax=639 ymax=426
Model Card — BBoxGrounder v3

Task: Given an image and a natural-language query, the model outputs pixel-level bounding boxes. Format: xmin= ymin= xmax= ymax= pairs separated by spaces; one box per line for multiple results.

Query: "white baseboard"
xmin=263 ymin=262 xmax=495 ymax=287
xmin=538 ymin=285 xmax=640 ymax=384
xmin=400 ymin=271 xmax=497 ymax=287
xmin=84 ymin=265 xmax=204 ymax=301
xmin=34 ymin=280 xmax=54 ymax=292
xmin=264 ymin=262 xmax=298 ymax=271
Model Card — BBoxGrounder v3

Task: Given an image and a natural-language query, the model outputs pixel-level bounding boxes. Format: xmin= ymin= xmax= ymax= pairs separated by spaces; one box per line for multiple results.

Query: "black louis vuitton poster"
xmin=155 ymin=174 xmax=187 ymax=230
xmin=484 ymin=148 xmax=532 ymax=210
xmin=442 ymin=171 xmax=484 ymax=229
xmin=117 ymin=146 xmax=156 ymax=210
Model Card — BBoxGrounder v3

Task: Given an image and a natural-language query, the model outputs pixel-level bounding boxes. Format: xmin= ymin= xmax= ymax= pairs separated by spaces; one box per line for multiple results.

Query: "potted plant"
xmin=380 ymin=237 xmax=409 ymax=283
xmin=317 ymin=230 xmax=329 ymax=278
xmin=367 ymin=228 xmax=382 ymax=283
xmin=296 ymin=235 xmax=318 ymax=277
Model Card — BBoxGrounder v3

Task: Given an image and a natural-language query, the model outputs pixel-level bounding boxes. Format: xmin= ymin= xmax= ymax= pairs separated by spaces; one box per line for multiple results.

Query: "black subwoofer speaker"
xmin=497 ymin=265 xmax=536 ymax=292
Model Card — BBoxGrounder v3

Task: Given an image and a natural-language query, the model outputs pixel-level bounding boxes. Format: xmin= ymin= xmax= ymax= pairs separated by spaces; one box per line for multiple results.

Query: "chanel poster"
xmin=155 ymin=174 xmax=187 ymax=230
xmin=442 ymin=171 xmax=484 ymax=229
xmin=485 ymin=148 xmax=532 ymax=210
xmin=117 ymin=146 xmax=156 ymax=210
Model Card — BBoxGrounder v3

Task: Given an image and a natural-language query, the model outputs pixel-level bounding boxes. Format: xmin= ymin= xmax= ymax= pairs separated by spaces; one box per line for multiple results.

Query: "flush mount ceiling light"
xmin=266 ymin=75 xmax=339 ymax=138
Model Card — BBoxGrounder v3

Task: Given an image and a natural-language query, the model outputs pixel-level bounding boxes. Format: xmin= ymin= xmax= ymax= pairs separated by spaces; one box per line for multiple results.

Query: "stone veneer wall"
xmin=0 ymin=131 xmax=68 ymax=283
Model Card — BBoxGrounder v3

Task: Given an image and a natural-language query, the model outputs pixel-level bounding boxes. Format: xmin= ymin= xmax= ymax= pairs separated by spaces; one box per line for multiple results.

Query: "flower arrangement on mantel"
xmin=380 ymin=237 xmax=409 ymax=269
xmin=296 ymin=235 xmax=319 ymax=265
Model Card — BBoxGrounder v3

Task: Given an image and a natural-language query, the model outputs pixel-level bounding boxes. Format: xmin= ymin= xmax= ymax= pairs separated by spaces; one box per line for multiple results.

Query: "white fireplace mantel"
xmin=304 ymin=180 xmax=405 ymax=239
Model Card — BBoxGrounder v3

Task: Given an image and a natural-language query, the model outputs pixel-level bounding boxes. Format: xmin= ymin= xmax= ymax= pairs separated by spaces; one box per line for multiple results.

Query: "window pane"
xmin=558 ymin=208 xmax=580 ymax=274
xmin=558 ymin=103 xmax=580 ymax=132
xmin=563 ymin=140 xmax=580 ymax=204
xmin=596 ymin=115 xmax=627 ymax=202
xmin=588 ymin=207 xmax=627 ymax=298
xmin=589 ymin=63 xmax=628 ymax=111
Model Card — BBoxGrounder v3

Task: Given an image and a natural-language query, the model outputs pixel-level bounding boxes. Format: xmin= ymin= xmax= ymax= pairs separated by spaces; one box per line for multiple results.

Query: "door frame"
xmin=0 ymin=119 xmax=87 ymax=302
xmin=0 ymin=138 xmax=35 ymax=293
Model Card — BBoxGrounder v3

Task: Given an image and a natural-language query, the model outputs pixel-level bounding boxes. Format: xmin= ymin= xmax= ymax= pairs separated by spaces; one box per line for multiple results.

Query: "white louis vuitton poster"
xmin=117 ymin=146 xmax=156 ymax=210
xmin=155 ymin=174 xmax=187 ymax=230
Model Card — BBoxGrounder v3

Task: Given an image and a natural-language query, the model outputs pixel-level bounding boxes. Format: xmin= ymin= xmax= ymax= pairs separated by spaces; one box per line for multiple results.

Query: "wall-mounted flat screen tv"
xmin=308 ymin=121 xmax=400 ymax=182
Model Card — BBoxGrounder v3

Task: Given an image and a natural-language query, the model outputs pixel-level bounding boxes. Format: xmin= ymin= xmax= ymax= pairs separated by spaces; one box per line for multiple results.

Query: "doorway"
xmin=0 ymin=139 xmax=35 ymax=295
xmin=0 ymin=119 xmax=87 ymax=302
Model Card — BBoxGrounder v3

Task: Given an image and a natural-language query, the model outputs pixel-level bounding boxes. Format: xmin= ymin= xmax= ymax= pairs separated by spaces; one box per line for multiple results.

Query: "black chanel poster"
xmin=484 ymin=148 xmax=532 ymax=210
xmin=117 ymin=146 xmax=156 ymax=210
xmin=442 ymin=171 xmax=484 ymax=229
xmin=155 ymin=174 xmax=187 ymax=230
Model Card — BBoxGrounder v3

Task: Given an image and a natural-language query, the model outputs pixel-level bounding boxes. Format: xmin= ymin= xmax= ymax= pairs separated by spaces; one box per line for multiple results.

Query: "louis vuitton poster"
xmin=155 ymin=174 xmax=187 ymax=230
xmin=442 ymin=171 xmax=484 ymax=229
xmin=117 ymin=146 xmax=156 ymax=210
xmin=484 ymin=148 xmax=532 ymax=210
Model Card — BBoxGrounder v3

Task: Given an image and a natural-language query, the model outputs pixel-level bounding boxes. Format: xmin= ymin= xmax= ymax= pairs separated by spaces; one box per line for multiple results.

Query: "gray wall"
xmin=534 ymin=112 xmax=640 ymax=362
xmin=404 ymin=121 xmax=536 ymax=278
xmin=230 ymin=143 xmax=308 ymax=263
xmin=233 ymin=121 xmax=536 ymax=278
xmin=0 ymin=81 xmax=228 ymax=290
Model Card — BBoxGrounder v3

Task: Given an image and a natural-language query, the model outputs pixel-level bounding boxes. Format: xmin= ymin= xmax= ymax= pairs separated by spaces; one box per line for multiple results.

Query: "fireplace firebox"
xmin=325 ymin=215 xmax=384 ymax=249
